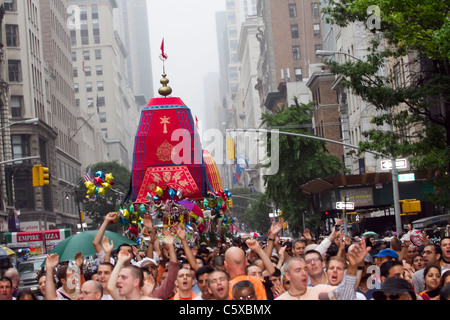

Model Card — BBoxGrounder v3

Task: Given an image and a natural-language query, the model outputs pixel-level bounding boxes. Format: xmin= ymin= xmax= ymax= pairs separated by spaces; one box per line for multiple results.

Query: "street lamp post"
xmin=316 ymin=50 xmax=361 ymax=61
xmin=0 ymin=118 xmax=39 ymax=131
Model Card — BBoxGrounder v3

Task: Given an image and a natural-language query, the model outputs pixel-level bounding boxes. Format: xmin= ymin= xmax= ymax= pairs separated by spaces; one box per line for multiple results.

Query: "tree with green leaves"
xmin=78 ymin=161 xmax=131 ymax=230
xmin=322 ymin=0 xmax=450 ymax=208
xmin=260 ymin=98 xmax=345 ymax=236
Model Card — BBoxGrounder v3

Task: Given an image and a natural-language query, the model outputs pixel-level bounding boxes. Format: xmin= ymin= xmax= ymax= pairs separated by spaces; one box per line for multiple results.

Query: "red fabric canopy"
xmin=131 ymin=97 xmax=207 ymax=202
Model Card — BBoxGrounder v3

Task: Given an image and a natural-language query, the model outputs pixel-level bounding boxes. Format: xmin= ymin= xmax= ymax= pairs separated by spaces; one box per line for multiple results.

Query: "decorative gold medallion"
xmin=156 ymin=140 xmax=174 ymax=162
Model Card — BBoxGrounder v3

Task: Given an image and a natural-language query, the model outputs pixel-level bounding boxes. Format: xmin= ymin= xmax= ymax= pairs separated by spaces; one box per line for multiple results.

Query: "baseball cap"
xmin=373 ymin=248 xmax=399 ymax=259
xmin=136 ymin=257 xmax=158 ymax=268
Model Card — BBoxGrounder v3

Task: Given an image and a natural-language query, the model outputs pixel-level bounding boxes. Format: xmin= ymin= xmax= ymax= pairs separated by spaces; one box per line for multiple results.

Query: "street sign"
xmin=381 ymin=158 xmax=407 ymax=170
xmin=398 ymin=173 xmax=415 ymax=182
xmin=336 ymin=202 xmax=354 ymax=210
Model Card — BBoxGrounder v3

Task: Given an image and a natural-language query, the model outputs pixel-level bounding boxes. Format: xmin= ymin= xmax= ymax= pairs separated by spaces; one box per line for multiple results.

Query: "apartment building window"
xmin=96 ymin=65 xmax=103 ymax=75
xmin=93 ymin=28 xmax=101 ymax=44
xmin=6 ymin=25 xmax=19 ymax=47
xmin=80 ymin=5 xmax=87 ymax=20
xmin=313 ymin=23 xmax=321 ymax=36
xmin=226 ymin=0 xmax=235 ymax=10
xmin=95 ymin=50 xmax=102 ymax=60
xmin=393 ymin=62 xmax=403 ymax=88
xmin=82 ymin=51 xmax=90 ymax=60
xmin=73 ymin=67 xmax=78 ymax=78
xmin=295 ymin=68 xmax=303 ymax=81
xmin=291 ymin=25 xmax=299 ymax=39
xmin=70 ymin=30 xmax=77 ymax=46
xmin=315 ymin=44 xmax=322 ymax=52
xmin=75 ymin=99 xmax=80 ymax=107
xmin=8 ymin=60 xmax=21 ymax=82
xmin=229 ymin=66 xmax=238 ymax=81
xmin=228 ymin=28 xmax=237 ymax=38
xmin=312 ymin=2 xmax=320 ymax=18
xmin=74 ymin=83 xmax=79 ymax=93
xmin=289 ymin=4 xmax=297 ymax=18
xmin=86 ymin=82 xmax=92 ymax=92
xmin=72 ymin=51 xmax=77 ymax=62
xmin=97 ymin=96 xmax=105 ymax=107
xmin=4 ymin=0 xmax=15 ymax=11
xmin=92 ymin=4 xmax=99 ymax=19
xmin=227 ymin=12 xmax=236 ymax=24
xmin=11 ymin=96 xmax=23 ymax=117
xmin=99 ymin=112 xmax=107 ymax=123
xmin=292 ymin=46 xmax=301 ymax=60
xmin=84 ymin=66 xmax=91 ymax=76
xmin=230 ymin=40 xmax=238 ymax=52
xmin=87 ymin=98 xmax=94 ymax=108
xmin=97 ymin=81 xmax=104 ymax=91
xmin=81 ymin=29 xmax=89 ymax=45
xmin=11 ymin=135 xmax=30 ymax=162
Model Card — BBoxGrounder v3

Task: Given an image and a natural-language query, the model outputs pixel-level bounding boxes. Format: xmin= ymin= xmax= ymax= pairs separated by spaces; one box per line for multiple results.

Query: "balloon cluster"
xmin=200 ymin=189 xmax=235 ymax=235
xmin=84 ymin=171 xmax=115 ymax=196
xmin=151 ymin=186 xmax=183 ymax=201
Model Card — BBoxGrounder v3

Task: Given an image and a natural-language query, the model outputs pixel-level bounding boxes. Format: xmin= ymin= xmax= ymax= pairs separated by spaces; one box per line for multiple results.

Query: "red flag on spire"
xmin=160 ymin=38 xmax=168 ymax=59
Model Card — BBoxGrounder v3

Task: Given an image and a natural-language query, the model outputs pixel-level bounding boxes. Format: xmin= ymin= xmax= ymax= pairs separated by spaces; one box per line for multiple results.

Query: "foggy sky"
xmin=147 ymin=0 xmax=226 ymax=126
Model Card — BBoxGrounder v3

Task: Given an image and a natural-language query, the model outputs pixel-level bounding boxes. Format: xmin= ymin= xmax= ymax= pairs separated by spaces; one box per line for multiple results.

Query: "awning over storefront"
xmin=3 ymin=229 xmax=72 ymax=248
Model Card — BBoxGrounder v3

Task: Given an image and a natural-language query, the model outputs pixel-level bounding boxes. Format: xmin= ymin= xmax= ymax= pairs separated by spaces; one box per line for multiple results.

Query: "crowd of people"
xmin=1 ymin=211 xmax=449 ymax=301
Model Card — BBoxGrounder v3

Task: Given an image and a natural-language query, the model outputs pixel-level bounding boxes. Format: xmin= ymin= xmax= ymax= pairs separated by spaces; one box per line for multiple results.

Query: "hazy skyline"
xmin=147 ymin=0 xmax=226 ymax=126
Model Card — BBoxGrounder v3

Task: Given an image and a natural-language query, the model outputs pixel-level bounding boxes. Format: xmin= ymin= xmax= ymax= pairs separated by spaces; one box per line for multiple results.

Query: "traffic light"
xmin=32 ymin=165 xmax=40 ymax=187
xmin=32 ymin=164 xmax=50 ymax=187
xmin=399 ymin=199 xmax=421 ymax=215
xmin=39 ymin=166 xmax=50 ymax=186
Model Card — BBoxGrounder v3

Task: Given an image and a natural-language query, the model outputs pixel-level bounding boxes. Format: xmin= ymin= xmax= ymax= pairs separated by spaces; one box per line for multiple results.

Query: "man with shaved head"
xmin=225 ymin=246 xmax=267 ymax=300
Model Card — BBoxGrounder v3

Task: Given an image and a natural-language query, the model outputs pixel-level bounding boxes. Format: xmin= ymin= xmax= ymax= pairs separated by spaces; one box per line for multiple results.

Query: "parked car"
xmin=18 ymin=254 xmax=47 ymax=293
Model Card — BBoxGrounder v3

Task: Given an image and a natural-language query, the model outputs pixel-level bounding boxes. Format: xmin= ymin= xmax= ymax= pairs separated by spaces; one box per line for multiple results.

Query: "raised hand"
xmin=117 ymin=248 xmax=132 ymax=263
xmin=46 ymin=253 xmax=59 ymax=270
xmin=102 ymin=236 xmax=114 ymax=254
xmin=246 ymin=238 xmax=261 ymax=252
xmin=174 ymin=224 xmax=186 ymax=241
xmin=162 ymin=229 xmax=174 ymax=246
xmin=105 ymin=212 xmax=118 ymax=223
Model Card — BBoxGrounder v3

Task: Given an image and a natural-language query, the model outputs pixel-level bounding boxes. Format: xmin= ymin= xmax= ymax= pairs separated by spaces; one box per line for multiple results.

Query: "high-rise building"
xmin=40 ymin=0 xmax=83 ymax=229
xmin=114 ymin=0 xmax=154 ymax=103
xmin=257 ymin=0 xmax=325 ymax=110
xmin=69 ymin=0 xmax=141 ymax=170
xmin=1 ymin=0 xmax=82 ymax=231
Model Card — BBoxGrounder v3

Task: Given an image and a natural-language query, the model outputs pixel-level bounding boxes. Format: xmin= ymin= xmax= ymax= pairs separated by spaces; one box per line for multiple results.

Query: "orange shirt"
xmin=228 ymin=275 xmax=268 ymax=300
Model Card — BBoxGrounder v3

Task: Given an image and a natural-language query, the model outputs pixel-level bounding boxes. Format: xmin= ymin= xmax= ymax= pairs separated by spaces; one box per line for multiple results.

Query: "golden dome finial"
xmin=158 ymin=73 xmax=172 ymax=97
